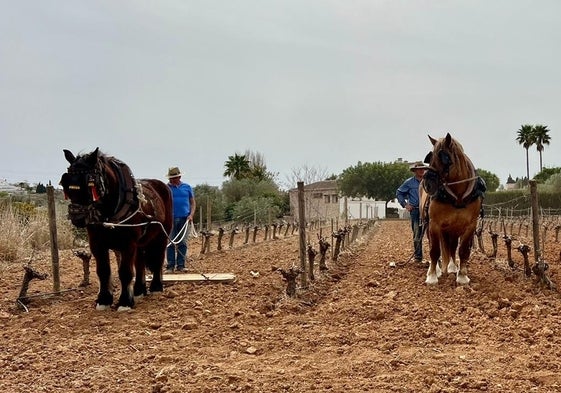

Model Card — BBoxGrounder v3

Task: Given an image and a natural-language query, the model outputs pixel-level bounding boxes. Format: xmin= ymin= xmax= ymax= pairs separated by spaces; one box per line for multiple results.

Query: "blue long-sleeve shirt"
xmin=168 ymin=181 xmax=194 ymax=218
xmin=396 ymin=176 xmax=421 ymax=208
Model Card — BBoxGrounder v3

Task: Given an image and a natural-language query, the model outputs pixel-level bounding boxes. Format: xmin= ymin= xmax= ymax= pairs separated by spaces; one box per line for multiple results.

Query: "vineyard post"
xmin=206 ymin=195 xmax=212 ymax=231
xmin=530 ymin=180 xmax=541 ymax=261
xmin=297 ymin=182 xmax=307 ymax=288
xmin=198 ymin=205 xmax=203 ymax=232
xmin=47 ymin=185 xmax=61 ymax=292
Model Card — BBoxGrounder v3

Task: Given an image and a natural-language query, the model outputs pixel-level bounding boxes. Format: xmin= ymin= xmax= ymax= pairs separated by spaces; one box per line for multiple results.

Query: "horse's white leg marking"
xmin=117 ymin=306 xmax=132 ymax=312
xmin=425 ymin=272 xmax=439 ymax=285
xmin=95 ymin=304 xmax=111 ymax=311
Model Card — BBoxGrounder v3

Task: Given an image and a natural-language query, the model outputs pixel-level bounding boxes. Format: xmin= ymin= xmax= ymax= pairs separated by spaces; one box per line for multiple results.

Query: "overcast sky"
xmin=1 ymin=1 xmax=560 ymax=190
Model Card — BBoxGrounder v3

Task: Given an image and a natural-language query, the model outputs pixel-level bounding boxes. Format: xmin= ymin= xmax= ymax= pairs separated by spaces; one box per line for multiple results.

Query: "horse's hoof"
xmin=95 ymin=304 xmax=111 ymax=311
xmin=456 ymin=275 xmax=470 ymax=285
xmin=425 ymin=274 xmax=439 ymax=285
xmin=117 ymin=306 xmax=133 ymax=312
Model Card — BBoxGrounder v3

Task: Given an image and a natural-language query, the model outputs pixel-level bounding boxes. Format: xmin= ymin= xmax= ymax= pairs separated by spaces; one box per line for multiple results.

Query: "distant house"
xmin=288 ymin=180 xmax=401 ymax=222
xmin=288 ymin=180 xmax=340 ymax=222
xmin=505 ymin=174 xmax=517 ymax=190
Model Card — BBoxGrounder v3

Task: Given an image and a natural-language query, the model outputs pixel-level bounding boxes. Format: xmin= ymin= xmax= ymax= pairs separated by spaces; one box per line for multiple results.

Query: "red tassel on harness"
xmin=89 ymin=182 xmax=100 ymax=201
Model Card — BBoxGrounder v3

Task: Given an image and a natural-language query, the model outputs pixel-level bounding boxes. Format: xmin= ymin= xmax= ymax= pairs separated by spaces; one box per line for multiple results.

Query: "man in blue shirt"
xmin=165 ymin=166 xmax=196 ymax=273
xmin=396 ymin=161 xmax=428 ymax=265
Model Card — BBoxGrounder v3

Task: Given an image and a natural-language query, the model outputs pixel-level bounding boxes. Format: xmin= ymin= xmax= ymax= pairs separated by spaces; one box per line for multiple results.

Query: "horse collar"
xmin=107 ymin=159 xmax=139 ymax=224
xmin=424 ymin=163 xmax=485 ymax=208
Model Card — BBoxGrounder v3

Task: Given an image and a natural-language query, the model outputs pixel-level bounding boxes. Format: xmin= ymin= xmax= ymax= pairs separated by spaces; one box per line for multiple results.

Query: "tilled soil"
xmin=2 ymin=220 xmax=561 ymax=393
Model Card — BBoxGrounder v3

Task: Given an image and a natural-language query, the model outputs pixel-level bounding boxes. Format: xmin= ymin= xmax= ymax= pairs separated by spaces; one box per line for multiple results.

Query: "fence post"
xmin=297 ymin=182 xmax=307 ymax=288
xmin=47 ymin=185 xmax=60 ymax=292
xmin=529 ymin=180 xmax=541 ymax=262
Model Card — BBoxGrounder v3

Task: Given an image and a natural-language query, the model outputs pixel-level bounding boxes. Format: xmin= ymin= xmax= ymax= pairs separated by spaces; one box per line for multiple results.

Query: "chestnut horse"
xmin=421 ymin=133 xmax=485 ymax=285
xmin=60 ymin=148 xmax=173 ymax=310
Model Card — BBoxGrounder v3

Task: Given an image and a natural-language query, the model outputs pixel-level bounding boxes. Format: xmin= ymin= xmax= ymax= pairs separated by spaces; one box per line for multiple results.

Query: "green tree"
xmin=533 ymin=124 xmax=551 ymax=172
xmin=534 ymin=167 xmax=561 ymax=183
xmin=516 ymin=124 xmax=535 ymax=181
xmin=35 ymin=183 xmax=47 ymax=194
xmin=545 ymin=173 xmax=561 ymax=191
xmin=338 ymin=161 xmax=410 ymax=208
xmin=476 ymin=169 xmax=499 ymax=192
xmin=192 ymin=184 xmax=226 ymax=224
xmin=223 ymin=153 xmax=251 ymax=180
xmin=221 ymin=177 xmax=287 ymax=221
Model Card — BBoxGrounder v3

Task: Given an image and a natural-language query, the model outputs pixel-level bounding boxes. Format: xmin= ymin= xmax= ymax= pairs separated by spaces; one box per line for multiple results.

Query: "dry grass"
xmin=0 ymin=199 xmax=75 ymax=266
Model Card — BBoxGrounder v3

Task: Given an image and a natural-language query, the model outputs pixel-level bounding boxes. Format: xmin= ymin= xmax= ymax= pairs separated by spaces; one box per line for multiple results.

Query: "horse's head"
xmin=60 ymin=148 xmax=108 ymax=227
xmin=426 ymin=133 xmax=463 ymax=175
xmin=422 ymin=133 xmax=464 ymax=195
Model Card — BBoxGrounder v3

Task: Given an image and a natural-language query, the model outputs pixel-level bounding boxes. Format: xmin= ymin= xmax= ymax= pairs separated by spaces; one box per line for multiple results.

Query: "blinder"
xmin=438 ymin=149 xmax=452 ymax=171
xmin=422 ymin=168 xmax=440 ymax=195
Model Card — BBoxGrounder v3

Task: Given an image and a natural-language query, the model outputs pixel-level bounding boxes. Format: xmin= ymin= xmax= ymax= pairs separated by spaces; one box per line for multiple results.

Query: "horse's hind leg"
xmin=146 ymin=236 xmax=167 ymax=293
xmin=116 ymin=248 xmax=136 ymax=311
xmin=133 ymin=249 xmax=148 ymax=299
xmin=456 ymin=235 xmax=473 ymax=285
xmin=446 ymin=236 xmax=459 ymax=274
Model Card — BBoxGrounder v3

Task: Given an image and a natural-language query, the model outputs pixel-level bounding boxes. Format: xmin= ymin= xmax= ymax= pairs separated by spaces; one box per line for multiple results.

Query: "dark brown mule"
xmin=422 ymin=133 xmax=485 ymax=285
xmin=60 ymin=148 xmax=173 ymax=310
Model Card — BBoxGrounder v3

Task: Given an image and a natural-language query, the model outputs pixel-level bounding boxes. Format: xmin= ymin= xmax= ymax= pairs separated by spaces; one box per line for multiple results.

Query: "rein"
xmin=443 ymin=176 xmax=480 ymax=186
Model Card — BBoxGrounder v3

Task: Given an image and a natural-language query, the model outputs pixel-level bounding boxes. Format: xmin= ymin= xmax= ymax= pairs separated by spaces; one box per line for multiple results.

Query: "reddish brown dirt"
xmin=2 ymin=220 xmax=561 ymax=393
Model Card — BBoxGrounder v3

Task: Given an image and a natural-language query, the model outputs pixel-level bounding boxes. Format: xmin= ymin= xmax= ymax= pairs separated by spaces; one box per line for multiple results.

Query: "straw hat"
xmin=409 ymin=161 xmax=428 ymax=171
xmin=166 ymin=167 xmax=183 ymax=178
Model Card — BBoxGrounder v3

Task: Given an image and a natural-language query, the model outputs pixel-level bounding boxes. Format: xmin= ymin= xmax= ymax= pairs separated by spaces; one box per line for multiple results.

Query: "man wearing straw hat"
xmin=165 ymin=166 xmax=196 ymax=273
xmin=396 ymin=161 xmax=428 ymax=266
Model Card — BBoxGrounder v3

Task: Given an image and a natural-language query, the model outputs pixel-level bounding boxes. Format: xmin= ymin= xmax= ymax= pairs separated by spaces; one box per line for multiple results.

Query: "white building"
xmin=0 ymin=179 xmax=25 ymax=194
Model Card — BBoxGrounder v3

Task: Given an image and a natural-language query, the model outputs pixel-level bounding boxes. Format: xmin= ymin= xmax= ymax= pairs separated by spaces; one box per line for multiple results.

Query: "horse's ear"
xmin=428 ymin=135 xmax=437 ymax=146
xmin=63 ymin=149 xmax=76 ymax=164
xmin=424 ymin=151 xmax=433 ymax=164
xmin=85 ymin=147 xmax=101 ymax=166
xmin=445 ymin=133 xmax=452 ymax=146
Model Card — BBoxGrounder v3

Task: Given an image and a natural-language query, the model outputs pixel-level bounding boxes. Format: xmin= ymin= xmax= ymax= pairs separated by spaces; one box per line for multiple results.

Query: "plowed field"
xmin=2 ymin=220 xmax=561 ymax=392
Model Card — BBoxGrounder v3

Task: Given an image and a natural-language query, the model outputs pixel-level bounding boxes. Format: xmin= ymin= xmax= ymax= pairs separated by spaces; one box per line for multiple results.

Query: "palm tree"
xmin=533 ymin=124 xmax=551 ymax=172
xmin=223 ymin=153 xmax=251 ymax=180
xmin=516 ymin=124 xmax=535 ymax=180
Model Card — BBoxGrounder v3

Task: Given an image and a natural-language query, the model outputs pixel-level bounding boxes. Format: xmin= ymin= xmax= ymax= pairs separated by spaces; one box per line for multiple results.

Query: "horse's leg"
xmin=447 ymin=236 xmax=459 ymax=274
xmin=133 ymin=248 xmax=147 ymax=299
xmin=426 ymin=228 xmax=441 ymax=285
xmin=92 ymin=247 xmax=113 ymax=310
xmin=147 ymin=234 xmax=167 ymax=293
xmin=456 ymin=232 xmax=473 ymax=285
xmin=116 ymin=247 xmax=136 ymax=311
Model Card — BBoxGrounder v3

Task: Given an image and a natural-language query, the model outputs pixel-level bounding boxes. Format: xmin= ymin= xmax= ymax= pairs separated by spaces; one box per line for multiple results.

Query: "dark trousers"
xmin=409 ymin=209 xmax=423 ymax=260
xmin=166 ymin=217 xmax=188 ymax=269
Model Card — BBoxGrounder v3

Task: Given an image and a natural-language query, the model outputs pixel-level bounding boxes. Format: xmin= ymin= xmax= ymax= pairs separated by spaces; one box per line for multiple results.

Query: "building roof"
xmin=289 ymin=180 xmax=337 ymax=192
